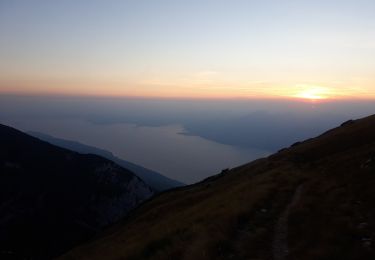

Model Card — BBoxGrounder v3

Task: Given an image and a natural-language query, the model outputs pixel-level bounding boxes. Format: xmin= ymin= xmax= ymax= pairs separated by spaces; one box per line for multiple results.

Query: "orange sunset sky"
xmin=0 ymin=1 xmax=374 ymax=100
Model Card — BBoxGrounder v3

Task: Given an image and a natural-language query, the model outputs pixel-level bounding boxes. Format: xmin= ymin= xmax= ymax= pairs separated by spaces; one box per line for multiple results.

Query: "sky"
xmin=1 ymin=0 xmax=375 ymax=99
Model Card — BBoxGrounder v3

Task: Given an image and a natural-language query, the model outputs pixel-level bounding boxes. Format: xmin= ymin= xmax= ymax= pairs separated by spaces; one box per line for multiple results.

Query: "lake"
xmin=2 ymin=117 xmax=269 ymax=183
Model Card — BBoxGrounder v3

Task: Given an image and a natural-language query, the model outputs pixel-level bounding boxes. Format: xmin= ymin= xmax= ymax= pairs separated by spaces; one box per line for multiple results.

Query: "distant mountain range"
xmin=0 ymin=124 xmax=153 ymax=259
xmin=60 ymin=115 xmax=375 ymax=260
xmin=28 ymin=131 xmax=184 ymax=192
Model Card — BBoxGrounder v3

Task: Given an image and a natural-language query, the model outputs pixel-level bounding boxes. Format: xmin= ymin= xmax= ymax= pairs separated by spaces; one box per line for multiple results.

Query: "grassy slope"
xmin=60 ymin=115 xmax=375 ymax=260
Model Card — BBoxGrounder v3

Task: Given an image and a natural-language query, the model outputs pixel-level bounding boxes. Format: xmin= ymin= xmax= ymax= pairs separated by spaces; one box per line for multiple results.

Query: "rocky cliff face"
xmin=90 ymin=163 xmax=154 ymax=226
xmin=0 ymin=124 xmax=153 ymax=259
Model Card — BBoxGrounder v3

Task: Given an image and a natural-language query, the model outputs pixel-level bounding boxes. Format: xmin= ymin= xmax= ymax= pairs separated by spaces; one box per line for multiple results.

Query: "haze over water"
xmin=1 ymin=1 xmax=375 ymax=182
xmin=2 ymin=116 xmax=268 ymax=184
xmin=1 ymin=95 xmax=375 ymax=183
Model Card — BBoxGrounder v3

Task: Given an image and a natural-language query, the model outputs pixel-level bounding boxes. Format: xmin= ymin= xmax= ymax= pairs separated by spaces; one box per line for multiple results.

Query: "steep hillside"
xmin=28 ymin=131 xmax=184 ymax=192
xmin=61 ymin=115 xmax=375 ymax=260
xmin=0 ymin=124 xmax=153 ymax=259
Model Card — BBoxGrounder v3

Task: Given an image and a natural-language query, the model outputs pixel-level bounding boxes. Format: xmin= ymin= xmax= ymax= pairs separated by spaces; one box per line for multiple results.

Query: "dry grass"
xmin=60 ymin=115 xmax=375 ymax=260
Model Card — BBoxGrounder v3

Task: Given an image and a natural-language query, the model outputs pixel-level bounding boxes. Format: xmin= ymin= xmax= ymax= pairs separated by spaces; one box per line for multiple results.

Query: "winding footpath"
xmin=273 ymin=184 xmax=304 ymax=260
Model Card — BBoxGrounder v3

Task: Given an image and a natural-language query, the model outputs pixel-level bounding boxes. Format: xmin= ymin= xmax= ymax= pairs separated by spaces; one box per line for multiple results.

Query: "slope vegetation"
xmin=61 ymin=115 xmax=375 ymax=260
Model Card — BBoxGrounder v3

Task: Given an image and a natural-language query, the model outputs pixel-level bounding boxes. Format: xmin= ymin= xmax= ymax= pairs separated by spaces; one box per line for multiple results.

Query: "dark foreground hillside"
xmin=60 ymin=115 xmax=375 ymax=260
xmin=0 ymin=124 xmax=153 ymax=259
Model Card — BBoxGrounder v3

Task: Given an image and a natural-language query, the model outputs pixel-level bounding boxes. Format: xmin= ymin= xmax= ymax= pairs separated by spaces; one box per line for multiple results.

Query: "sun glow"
xmin=293 ymin=85 xmax=332 ymax=100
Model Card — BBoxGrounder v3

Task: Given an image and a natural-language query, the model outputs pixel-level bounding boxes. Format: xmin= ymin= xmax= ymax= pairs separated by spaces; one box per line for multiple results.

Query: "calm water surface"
xmin=4 ymin=118 xmax=269 ymax=183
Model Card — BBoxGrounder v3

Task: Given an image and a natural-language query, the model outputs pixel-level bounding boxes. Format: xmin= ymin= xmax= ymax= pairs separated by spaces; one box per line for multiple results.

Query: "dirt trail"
xmin=273 ymin=184 xmax=303 ymax=260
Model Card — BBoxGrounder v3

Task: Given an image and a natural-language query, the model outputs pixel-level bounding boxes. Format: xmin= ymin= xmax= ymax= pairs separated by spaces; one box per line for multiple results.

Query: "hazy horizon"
xmin=1 ymin=94 xmax=374 ymax=183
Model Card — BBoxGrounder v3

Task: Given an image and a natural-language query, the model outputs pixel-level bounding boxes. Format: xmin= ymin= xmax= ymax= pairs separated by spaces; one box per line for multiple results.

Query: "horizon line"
xmin=1 ymin=92 xmax=375 ymax=103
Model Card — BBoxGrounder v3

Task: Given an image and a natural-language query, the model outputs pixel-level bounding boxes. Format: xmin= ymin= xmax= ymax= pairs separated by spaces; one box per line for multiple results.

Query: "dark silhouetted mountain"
xmin=28 ymin=131 xmax=184 ymax=192
xmin=61 ymin=114 xmax=375 ymax=260
xmin=0 ymin=124 xmax=153 ymax=259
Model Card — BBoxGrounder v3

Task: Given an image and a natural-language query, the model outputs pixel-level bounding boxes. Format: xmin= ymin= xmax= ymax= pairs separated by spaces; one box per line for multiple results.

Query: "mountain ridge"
xmin=27 ymin=131 xmax=184 ymax=192
xmin=60 ymin=114 xmax=375 ymax=260
xmin=0 ymin=123 xmax=153 ymax=259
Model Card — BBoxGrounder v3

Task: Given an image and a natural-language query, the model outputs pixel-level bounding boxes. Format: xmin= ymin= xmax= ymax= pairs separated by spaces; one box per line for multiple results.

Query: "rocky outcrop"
xmin=0 ymin=124 xmax=153 ymax=259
